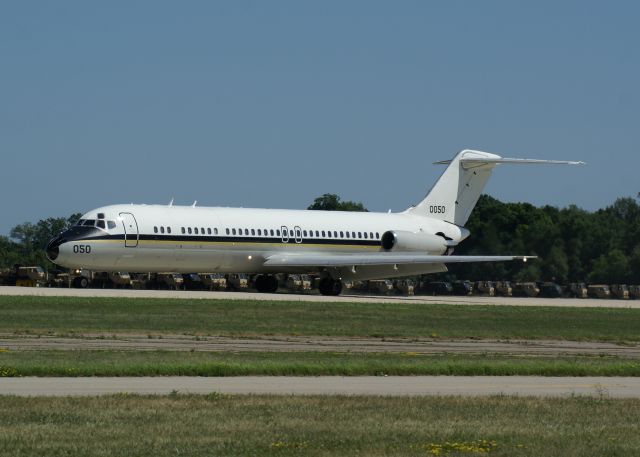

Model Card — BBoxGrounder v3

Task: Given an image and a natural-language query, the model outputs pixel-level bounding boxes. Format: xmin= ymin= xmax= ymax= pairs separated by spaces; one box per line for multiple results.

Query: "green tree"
xmin=308 ymin=194 xmax=368 ymax=212
xmin=8 ymin=213 xmax=81 ymax=270
xmin=589 ymin=249 xmax=629 ymax=284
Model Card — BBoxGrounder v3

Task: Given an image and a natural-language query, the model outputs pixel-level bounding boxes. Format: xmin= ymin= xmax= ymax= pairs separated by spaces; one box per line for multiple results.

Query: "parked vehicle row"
xmin=3 ymin=264 xmax=639 ymax=299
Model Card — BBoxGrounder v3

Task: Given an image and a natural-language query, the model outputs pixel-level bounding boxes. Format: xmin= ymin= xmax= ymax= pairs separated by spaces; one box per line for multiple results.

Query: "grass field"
xmin=2 ymin=350 xmax=640 ymax=377
xmin=1 ymin=394 xmax=639 ymax=456
xmin=3 ymin=296 xmax=640 ymax=341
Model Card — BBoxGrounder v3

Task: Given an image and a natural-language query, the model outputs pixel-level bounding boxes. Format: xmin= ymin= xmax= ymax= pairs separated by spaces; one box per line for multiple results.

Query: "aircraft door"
xmin=119 ymin=212 xmax=139 ymax=247
xmin=280 ymin=226 xmax=289 ymax=243
xmin=294 ymin=226 xmax=302 ymax=244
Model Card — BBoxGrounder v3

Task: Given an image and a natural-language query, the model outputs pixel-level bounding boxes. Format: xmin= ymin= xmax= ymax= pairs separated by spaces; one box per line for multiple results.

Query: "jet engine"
xmin=381 ymin=230 xmax=454 ymax=255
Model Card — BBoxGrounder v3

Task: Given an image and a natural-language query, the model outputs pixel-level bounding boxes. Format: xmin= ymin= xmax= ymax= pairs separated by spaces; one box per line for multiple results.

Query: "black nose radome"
xmin=46 ymin=236 xmax=63 ymax=261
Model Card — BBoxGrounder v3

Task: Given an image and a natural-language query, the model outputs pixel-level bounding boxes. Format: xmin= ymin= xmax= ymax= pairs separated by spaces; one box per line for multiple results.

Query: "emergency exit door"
xmin=119 ymin=212 xmax=139 ymax=247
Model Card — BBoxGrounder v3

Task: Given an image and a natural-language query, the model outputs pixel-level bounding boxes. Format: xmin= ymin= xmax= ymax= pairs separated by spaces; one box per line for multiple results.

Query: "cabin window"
xmin=376 ymin=232 xmax=380 ymax=239
xmin=315 ymin=230 xmax=319 ymax=237
xmin=346 ymin=231 xmax=350 ymax=238
xmin=188 ymin=227 xmax=192 ymax=234
xmin=107 ymin=221 xmax=116 ymax=230
xmin=214 ymin=228 xmax=218 ymax=235
xmin=160 ymin=226 xmax=165 ymax=234
xmin=351 ymin=231 xmax=356 ymax=238
xmin=245 ymin=228 xmax=249 ymax=235
xmin=226 ymin=228 xmax=230 ymax=235
xmin=327 ymin=231 xmax=332 ymax=238
xmin=194 ymin=227 xmax=199 ymax=234
xmin=303 ymin=230 xmax=307 ymax=237
xmin=97 ymin=213 xmax=105 ymax=219
xmin=276 ymin=229 xmax=281 ymax=236
xmin=333 ymin=231 xmax=338 ymax=238
xmin=251 ymin=229 xmax=255 ymax=236
xmin=270 ymin=229 xmax=275 ymax=236
xmin=363 ymin=232 xmax=367 ymax=239
xmin=154 ymin=226 xmax=158 ymax=233
xmin=257 ymin=229 xmax=262 ymax=236
xmin=96 ymin=220 xmax=106 ymax=229
xmin=358 ymin=232 xmax=362 ymax=238
xmin=340 ymin=231 xmax=344 ymax=238
xmin=167 ymin=227 xmax=171 ymax=234
xmin=181 ymin=227 xmax=185 ymax=234
xmin=321 ymin=231 xmax=325 ymax=237
xmin=232 ymin=228 xmax=236 ymax=235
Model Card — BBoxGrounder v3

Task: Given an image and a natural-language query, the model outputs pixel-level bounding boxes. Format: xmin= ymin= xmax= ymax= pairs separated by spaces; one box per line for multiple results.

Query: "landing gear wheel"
xmin=255 ymin=275 xmax=278 ymax=293
xmin=73 ymin=277 xmax=89 ymax=289
xmin=318 ymin=277 xmax=342 ymax=296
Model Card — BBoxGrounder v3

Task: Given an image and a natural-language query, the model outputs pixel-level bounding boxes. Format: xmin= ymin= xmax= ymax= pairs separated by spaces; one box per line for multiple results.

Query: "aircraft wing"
xmin=263 ymin=253 xmax=535 ymax=267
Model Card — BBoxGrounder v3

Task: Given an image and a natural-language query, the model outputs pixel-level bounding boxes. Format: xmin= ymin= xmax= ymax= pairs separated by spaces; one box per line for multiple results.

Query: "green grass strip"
xmin=2 ymin=295 xmax=640 ymax=341
xmin=1 ymin=395 xmax=640 ymax=456
xmin=2 ymin=350 xmax=640 ymax=377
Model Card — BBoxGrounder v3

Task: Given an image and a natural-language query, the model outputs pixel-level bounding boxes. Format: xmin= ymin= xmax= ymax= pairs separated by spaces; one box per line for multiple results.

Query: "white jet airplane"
xmin=46 ymin=149 xmax=582 ymax=295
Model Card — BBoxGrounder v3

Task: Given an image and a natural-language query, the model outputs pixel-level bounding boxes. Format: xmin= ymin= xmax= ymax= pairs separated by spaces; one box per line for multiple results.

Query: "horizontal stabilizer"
xmin=434 ymin=157 xmax=585 ymax=166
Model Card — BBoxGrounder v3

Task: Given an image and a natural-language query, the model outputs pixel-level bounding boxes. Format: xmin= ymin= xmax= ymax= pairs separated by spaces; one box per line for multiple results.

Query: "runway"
xmin=2 ymin=376 xmax=639 ymax=397
xmin=1 ymin=286 xmax=638 ymax=308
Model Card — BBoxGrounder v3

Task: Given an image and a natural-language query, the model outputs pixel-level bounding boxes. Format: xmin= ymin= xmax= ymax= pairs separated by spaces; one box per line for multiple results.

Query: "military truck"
xmin=368 ymin=279 xmax=394 ymax=295
xmin=513 ymin=282 xmax=540 ymax=297
xmin=0 ymin=265 xmax=47 ymax=287
xmin=452 ymin=280 xmax=474 ymax=296
xmin=91 ymin=271 xmax=131 ymax=289
xmin=421 ymin=281 xmax=453 ymax=296
xmin=475 ymin=281 xmax=495 ymax=296
xmin=538 ymin=282 xmax=563 ymax=298
xmin=154 ymin=273 xmax=184 ymax=290
xmin=183 ymin=273 xmax=204 ymax=290
xmin=394 ymin=279 xmax=415 ymax=296
xmin=568 ymin=283 xmax=588 ymax=298
xmin=629 ymin=285 xmax=640 ymax=299
xmin=201 ymin=273 xmax=227 ymax=291
xmin=286 ymin=274 xmax=312 ymax=292
xmin=495 ymin=281 xmax=513 ymax=297
xmin=610 ymin=284 xmax=630 ymax=300
xmin=587 ymin=284 xmax=611 ymax=299
xmin=228 ymin=273 xmax=249 ymax=291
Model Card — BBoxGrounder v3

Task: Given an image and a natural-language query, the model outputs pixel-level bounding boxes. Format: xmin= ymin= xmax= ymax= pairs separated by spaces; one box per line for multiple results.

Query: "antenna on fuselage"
xmin=192 ymin=201 xmax=197 ymax=207
xmin=168 ymin=198 xmax=174 ymax=206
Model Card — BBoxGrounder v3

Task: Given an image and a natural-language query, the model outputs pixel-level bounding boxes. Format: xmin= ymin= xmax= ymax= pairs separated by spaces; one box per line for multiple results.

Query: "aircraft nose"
xmin=46 ymin=236 xmax=64 ymax=261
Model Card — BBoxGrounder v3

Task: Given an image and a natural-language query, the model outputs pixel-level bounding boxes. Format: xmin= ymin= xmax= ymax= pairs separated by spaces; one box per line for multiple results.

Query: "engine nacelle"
xmin=381 ymin=230 xmax=451 ymax=254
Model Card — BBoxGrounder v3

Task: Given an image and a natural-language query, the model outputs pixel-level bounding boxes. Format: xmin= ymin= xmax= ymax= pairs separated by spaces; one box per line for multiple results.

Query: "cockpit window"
xmin=83 ymin=220 xmax=96 ymax=226
xmin=96 ymin=220 xmax=106 ymax=229
xmin=76 ymin=219 xmax=86 ymax=226
xmin=107 ymin=221 xmax=116 ymax=229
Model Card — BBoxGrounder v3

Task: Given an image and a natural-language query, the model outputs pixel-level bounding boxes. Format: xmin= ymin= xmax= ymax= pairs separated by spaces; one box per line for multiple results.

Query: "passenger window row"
xmin=153 ymin=226 xmax=172 ymax=234
xmin=222 ymin=227 xmax=380 ymax=240
xmin=180 ymin=227 xmax=219 ymax=235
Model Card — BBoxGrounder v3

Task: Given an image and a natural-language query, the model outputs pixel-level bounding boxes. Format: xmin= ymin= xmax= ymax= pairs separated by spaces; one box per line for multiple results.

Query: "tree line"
xmin=1 ymin=194 xmax=639 ymax=284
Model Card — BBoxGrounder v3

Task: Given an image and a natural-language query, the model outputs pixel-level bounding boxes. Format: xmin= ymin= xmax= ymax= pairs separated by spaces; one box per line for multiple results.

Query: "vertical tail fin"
xmin=405 ymin=149 xmax=584 ymax=226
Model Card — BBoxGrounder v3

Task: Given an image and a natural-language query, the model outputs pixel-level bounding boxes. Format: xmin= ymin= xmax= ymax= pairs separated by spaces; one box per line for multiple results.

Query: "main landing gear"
xmin=318 ymin=277 xmax=342 ymax=296
xmin=254 ymin=275 xmax=278 ymax=293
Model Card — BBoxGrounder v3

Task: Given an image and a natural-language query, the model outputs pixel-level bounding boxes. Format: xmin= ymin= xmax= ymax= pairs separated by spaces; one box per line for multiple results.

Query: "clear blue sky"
xmin=1 ymin=1 xmax=638 ymax=235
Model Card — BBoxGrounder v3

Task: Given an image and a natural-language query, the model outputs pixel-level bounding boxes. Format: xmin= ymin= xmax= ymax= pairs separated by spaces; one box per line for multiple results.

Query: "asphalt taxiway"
xmin=1 ymin=376 xmax=639 ymax=397
xmin=1 ymin=286 xmax=638 ymax=308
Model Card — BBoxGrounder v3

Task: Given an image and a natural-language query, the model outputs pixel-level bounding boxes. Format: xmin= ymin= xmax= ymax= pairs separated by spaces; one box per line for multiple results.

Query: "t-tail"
xmin=405 ymin=149 xmax=584 ymax=226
